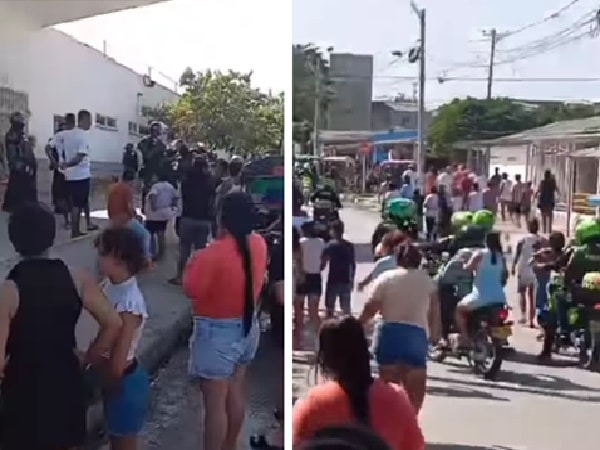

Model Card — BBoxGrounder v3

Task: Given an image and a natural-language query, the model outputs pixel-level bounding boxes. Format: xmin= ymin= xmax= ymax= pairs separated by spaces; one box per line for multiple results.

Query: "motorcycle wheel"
xmin=470 ymin=330 xmax=503 ymax=381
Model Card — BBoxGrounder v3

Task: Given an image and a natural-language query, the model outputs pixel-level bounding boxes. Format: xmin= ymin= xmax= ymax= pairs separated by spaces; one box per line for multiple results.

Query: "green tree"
xmin=427 ymin=97 xmax=597 ymax=156
xmin=292 ymin=44 xmax=334 ymax=147
xmin=168 ymin=68 xmax=283 ymax=152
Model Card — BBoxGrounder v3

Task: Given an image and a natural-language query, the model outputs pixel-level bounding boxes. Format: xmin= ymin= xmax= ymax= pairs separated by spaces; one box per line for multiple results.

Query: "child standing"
xmin=145 ymin=168 xmax=179 ymax=260
xmin=294 ymin=221 xmax=326 ymax=347
xmin=97 ymin=228 xmax=149 ymax=450
xmin=322 ymin=221 xmax=355 ymax=317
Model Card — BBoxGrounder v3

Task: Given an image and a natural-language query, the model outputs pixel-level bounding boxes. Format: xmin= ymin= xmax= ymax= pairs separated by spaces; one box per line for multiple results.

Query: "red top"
xmin=292 ymin=379 xmax=425 ymax=450
xmin=183 ymin=233 xmax=267 ymax=318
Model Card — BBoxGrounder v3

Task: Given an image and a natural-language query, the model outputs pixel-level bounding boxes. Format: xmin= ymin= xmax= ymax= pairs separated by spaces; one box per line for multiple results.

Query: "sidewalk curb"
xmin=86 ymin=304 xmax=192 ymax=444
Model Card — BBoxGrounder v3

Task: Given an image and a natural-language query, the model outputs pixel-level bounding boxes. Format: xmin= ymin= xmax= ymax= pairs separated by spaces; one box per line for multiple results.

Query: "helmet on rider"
xmin=574 ymin=217 xmax=600 ymax=245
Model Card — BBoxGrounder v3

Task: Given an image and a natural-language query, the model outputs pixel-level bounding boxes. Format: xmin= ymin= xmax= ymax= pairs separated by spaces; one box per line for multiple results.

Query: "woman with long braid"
xmin=292 ymin=317 xmax=424 ymax=450
xmin=183 ymin=192 xmax=267 ymax=450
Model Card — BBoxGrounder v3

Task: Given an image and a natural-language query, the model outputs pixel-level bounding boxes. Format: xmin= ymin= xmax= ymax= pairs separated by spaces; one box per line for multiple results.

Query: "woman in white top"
xmin=97 ymin=228 xmax=149 ymax=450
xmin=295 ymin=221 xmax=326 ymax=346
xmin=145 ymin=170 xmax=179 ymax=261
xmin=467 ymin=182 xmax=483 ymax=212
xmin=359 ymin=243 xmax=440 ymax=412
xmin=424 ymin=185 xmax=439 ymax=241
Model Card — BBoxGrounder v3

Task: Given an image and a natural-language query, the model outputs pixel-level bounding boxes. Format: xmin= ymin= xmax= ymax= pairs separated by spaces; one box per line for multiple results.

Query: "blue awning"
xmin=371 ymin=130 xmax=418 ymax=143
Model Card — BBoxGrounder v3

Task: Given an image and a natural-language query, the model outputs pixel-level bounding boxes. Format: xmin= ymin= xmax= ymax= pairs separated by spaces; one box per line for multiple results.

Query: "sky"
xmin=292 ymin=0 xmax=600 ymax=107
xmin=55 ymin=0 xmax=287 ymax=93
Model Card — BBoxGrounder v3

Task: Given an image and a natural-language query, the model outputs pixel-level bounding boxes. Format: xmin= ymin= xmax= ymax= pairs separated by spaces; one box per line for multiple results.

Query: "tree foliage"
xmin=428 ymin=97 xmax=597 ymax=156
xmin=292 ymin=44 xmax=335 ymax=146
xmin=165 ymin=68 xmax=283 ymax=152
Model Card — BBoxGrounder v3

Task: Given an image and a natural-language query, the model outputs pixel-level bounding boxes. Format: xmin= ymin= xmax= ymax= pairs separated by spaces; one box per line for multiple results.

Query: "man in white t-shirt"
xmin=511 ymin=218 xmax=543 ymax=326
xmin=499 ymin=173 xmax=513 ymax=222
xmin=403 ymin=165 xmax=416 ymax=190
xmin=436 ymin=167 xmax=452 ymax=194
xmin=60 ymin=109 xmax=98 ymax=237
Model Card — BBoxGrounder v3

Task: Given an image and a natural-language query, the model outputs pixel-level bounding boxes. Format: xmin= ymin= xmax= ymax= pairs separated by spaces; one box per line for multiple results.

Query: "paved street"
xmin=293 ymin=206 xmax=600 ymax=450
xmin=135 ymin=339 xmax=281 ymax=450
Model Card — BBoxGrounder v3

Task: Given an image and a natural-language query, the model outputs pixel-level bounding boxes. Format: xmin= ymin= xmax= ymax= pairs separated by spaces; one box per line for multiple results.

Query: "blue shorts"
xmin=189 ymin=316 xmax=260 ymax=379
xmin=374 ymin=322 xmax=428 ymax=369
xmin=104 ymin=360 xmax=149 ymax=437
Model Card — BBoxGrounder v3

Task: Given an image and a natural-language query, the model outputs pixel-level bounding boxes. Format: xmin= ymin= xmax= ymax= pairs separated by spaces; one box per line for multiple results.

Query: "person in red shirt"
xmin=292 ymin=317 xmax=425 ymax=450
xmin=183 ymin=192 xmax=268 ymax=450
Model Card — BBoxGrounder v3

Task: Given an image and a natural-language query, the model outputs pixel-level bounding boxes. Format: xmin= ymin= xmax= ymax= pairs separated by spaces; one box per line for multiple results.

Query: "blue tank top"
xmin=471 ymin=249 xmax=506 ymax=305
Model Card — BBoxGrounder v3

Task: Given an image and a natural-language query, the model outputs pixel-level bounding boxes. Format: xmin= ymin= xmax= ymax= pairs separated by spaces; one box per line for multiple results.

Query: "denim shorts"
xmin=104 ymin=360 xmax=149 ymax=437
xmin=324 ymin=283 xmax=352 ymax=313
xmin=374 ymin=322 xmax=428 ymax=368
xmin=189 ymin=316 xmax=260 ymax=379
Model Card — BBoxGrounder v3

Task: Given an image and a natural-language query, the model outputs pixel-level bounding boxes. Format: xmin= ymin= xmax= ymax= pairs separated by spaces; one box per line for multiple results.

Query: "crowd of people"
xmin=291 ymin=160 xmax=581 ymax=450
xmin=377 ymin=164 xmax=559 ymax=239
xmin=0 ymin=111 xmax=284 ymax=450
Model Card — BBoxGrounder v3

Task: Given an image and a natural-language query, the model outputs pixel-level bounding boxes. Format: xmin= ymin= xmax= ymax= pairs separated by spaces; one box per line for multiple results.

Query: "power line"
xmin=471 ymin=0 xmax=582 ymax=42
xmin=437 ymin=7 xmax=600 ymax=74
xmin=370 ymin=75 xmax=600 ymax=81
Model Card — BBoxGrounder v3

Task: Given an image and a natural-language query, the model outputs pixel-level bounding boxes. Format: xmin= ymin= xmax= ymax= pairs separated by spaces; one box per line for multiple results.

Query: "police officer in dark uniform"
xmin=121 ymin=143 xmax=139 ymax=182
xmin=138 ymin=121 xmax=167 ymax=211
xmin=3 ymin=112 xmax=37 ymax=212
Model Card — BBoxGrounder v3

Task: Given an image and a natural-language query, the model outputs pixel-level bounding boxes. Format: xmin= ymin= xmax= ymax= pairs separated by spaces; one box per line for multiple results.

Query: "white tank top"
xmin=102 ymin=276 xmax=148 ymax=361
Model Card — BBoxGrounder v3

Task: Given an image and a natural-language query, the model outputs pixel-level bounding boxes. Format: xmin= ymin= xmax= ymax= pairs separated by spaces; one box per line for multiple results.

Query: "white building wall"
xmin=0 ymin=28 xmax=179 ymax=165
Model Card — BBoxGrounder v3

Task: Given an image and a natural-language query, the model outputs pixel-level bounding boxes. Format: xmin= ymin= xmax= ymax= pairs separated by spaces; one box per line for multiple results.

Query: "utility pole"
xmin=483 ymin=28 xmax=498 ymax=176
xmin=312 ymin=70 xmax=320 ymax=159
xmin=410 ymin=1 xmax=426 ymax=192
xmin=486 ymin=28 xmax=497 ymax=99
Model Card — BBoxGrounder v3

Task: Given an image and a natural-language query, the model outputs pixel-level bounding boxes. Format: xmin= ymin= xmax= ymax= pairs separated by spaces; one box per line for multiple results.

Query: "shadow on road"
xmin=428 ymin=444 xmax=519 ymax=450
xmin=429 ymin=371 xmax=600 ymax=403
xmin=427 ymin=385 xmax=508 ymax=402
xmin=504 ymin=349 xmax=578 ymax=368
xmin=354 ymin=242 xmax=374 ymax=264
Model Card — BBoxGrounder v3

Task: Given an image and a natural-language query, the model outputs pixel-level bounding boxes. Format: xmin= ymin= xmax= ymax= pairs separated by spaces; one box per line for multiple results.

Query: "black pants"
xmin=425 ymin=216 xmax=436 ymax=241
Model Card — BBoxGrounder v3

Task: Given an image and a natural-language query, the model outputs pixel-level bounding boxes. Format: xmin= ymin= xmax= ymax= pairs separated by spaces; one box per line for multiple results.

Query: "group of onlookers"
xmin=292 ymin=226 xmax=443 ymax=450
xmin=379 ymin=164 xmax=560 ymax=239
xmin=0 ymin=122 xmax=282 ymax=449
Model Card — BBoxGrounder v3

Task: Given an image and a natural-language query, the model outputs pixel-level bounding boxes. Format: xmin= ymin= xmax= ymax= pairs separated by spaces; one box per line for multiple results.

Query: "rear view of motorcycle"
xmin=431 ymin=305 xmax=512 ymax=380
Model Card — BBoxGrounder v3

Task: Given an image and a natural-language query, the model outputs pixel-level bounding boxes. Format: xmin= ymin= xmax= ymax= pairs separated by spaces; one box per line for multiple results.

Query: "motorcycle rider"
xmin=564 ymin=219 xmax=600 ymax=368
xmin=455 ymin=231 xmax=508 ymax=348
xmin=311 ymin=183 xmax=342 ymax=209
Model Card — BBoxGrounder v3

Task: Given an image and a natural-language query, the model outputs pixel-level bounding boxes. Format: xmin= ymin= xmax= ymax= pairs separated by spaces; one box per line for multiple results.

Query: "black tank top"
xmin=5 ymin=258 xmax=82 ymax=373
xmin=2 ymin=258 xmax=87 ymax=450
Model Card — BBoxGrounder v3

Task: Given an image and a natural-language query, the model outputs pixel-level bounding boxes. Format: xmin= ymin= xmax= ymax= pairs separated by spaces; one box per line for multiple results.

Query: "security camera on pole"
xmin=409 ymin=1 xmax=426 ymax=193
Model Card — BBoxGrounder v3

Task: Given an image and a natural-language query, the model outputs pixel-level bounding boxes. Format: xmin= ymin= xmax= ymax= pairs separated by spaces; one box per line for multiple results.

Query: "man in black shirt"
xmin=322 ymin=221 xmax=355 ymax=317
xmin=121 ymin=143 xmax=139 ymax=182
xmin=168 ymin=157 xmax=216 ymax=285
xmin=311 ymin=184 xmax=342 ymax=209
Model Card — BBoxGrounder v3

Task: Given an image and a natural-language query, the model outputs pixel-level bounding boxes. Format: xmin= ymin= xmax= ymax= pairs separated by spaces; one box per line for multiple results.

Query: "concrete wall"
xmin=0 ymin=28 xmax=179 ymax=165
xmin=371 ymin=101 xmax=433 ymax=131
xmin=328 ymin=53 xmax=373 ymax=131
